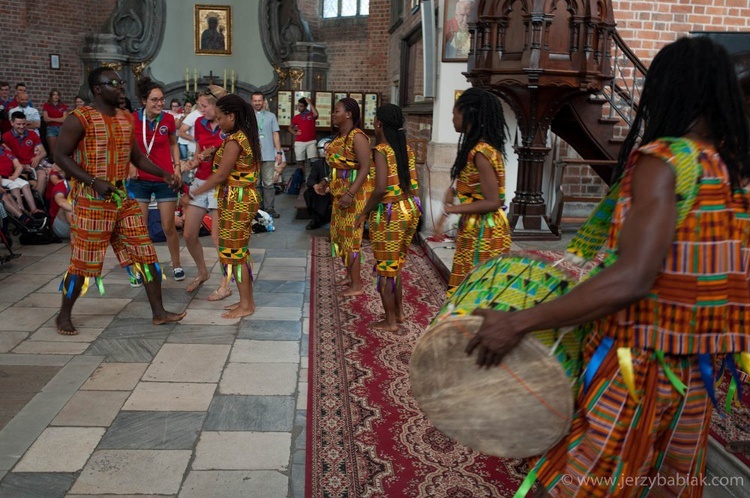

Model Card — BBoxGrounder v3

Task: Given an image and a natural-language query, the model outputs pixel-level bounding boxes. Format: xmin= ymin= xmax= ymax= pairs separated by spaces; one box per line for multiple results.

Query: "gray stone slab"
xmin=252 ymin=292 xmax=304 ymax=308
xmin=0 ymin=472 xmax=77 ymax=498
xmin=291 ymin=449 xmax=306 ymax=498
xmin=99 ymin=411 xmax=205 ymax=450
xmin=97 ymin=318 xmax=174 ymax=339
xmin=231 ymin=340 xmax=300 ymax=363
xmin=245 ymin=306 xmax=301 ymax=321
xmin=123 ymin=382 xmax=216 ymax=411
xmin=80 ymin=363 xmax=148 ymax=391
xmin=0 ymin=356 xmax=103 ymax=471
xmin=0 ymin=285 xmax=39 ymax=303
xmin=178 ymin=308 xmax=241 ymax=326
xmin=263 ymin=257 xmax=307 ymax=267
xmin=166 ymin=325 xmax=236 ymax=344
xmin=117 ymin=302 xmax=155 ymax=319
xmin=237 ymin=320 xmax=301 ymax=341
xmin=259 ymin=248 xmax=307 ymax=258
xmin=0 ymin=354 xmax=72 ymax=366
xmin=86 ymin=338 xmax=165 ymax=363
xmin=132 ymin=287 xmax=195 ymax=305
xmin=28 ymin=327 xmax=103 ymax=343
xmin=0 ymin=332 xmax=28 ymax=353
xmin=252 ymin=280 xmax=306 ymax=294
xmin=203 ymin=396 xmax=294 ymax=431
xmin=70 ymin=449 xmax=191 ymax=495
xmin=69 ymin=297 xmax=132 ymax=315
xmin=143 ymin=344 xmax=231 ymax=383
xmin=12 ymin=341 xmax=90 ymax=355
xmin=51 ymin=391 xmax=130 ymax=427
xmin=0 ymin=307 xmax=58 ymax=331
xmin=14 ymin=427 xmax=105 ymax=472
xmin=219 ymin=363 xmax=297 ymax=396
xmin=179 ymin=470 xmax=288 ymax=498
xmin=0 ymin=272 xmax=58 ymax=286
xmin=192 ymin=432 xmax=291 ymax=471
xmin=255 ymin=269 xmax=306 ymax=281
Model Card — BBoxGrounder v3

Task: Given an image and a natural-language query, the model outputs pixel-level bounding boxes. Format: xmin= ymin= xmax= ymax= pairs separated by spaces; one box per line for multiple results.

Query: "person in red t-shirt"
xmin=128 ymin=77 xmax=184 ymax=281
xmin=2 ymin=112 xmax=49 ymax=197
xmin=0 ymin=145 xmax=41 ymax=214
xmin=289 ymin=97 xmax=318 ymax=171
xmin=180 ymin=85 xmax=232 ymax=301
xmin=42 ymin=89 xmax=68 ymax=161
xmin=49 ymin=176 xmax=72 ymax=239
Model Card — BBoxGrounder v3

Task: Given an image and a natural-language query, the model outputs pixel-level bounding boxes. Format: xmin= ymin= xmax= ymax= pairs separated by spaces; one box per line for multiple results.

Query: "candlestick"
xmin=231 ymin=69 xmax=235 ymax=94
xmin=185 ymin=67 xmax=189 ymax=93
xmin=223 ymin=69 xmax=227 ymax=88
xmin=194 ymin=68 xmax=198 ymax=92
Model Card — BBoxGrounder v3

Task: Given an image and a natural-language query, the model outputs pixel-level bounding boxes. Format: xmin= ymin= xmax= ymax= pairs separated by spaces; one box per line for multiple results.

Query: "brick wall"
xmin=0 ymin=0 xmax=116 ymax=106
xmin=614 ymin=0 xmax=750 ymax=63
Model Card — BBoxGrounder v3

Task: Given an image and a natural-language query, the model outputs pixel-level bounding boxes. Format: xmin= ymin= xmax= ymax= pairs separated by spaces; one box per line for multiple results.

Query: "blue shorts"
xmin=127 ymin=179 xmax=179 ymax=203
xmin=46 ymin=126 xmax=61 ymax=138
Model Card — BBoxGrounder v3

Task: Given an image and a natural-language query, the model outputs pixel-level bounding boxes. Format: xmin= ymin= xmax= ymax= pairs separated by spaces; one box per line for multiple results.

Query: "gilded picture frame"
xmin=195 ymin=5 xmax=232 ymax=56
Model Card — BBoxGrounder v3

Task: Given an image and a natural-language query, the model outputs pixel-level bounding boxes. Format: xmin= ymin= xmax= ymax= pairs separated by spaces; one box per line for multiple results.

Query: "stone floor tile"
xmin=203 ymin=396 xmax=294 ymax=431
xmin=97 ymin=317 xmax=172 ymax=339
xmin=47 ymin=314 xmax=115 ymax=330
xmin=0 ymin=472 xmax=77 ymax=498
xmin=132 ymin=287 xmax=195 ymax=305
xmin=179 ymin=470 xmax=288 ymax=498
xmin=13 ymin=427 xmax=105 ymax=472
xmin=0 ymin=332 xmax=28 ymax=353
xmin=177 ymin=308 xmax=241 ymax=326
xmin=69 ymin=449 xmax=191 ymax=495
xmin=230 ymin=340 xmax=299 ymax=363
xmin=12 ymin=341 xmax=90 ymax=355
xmin=192 ymin=432 xmax=290 ymax=471
xmin=0 ymin=272 xmax=58 ymax=286
xmin=166 ymin=325 xmax=236 ymax=344
xmin=263 ymin=257 xmax=307 ymax=267
xmin=237 ymin=319 xmax=301 ymax=341
xmin=123 ymin=382 xmax=216 ymax=411
xmin=253 ymin=291 xmax=304 ymax=308
xmin=252 ymin=280 xmax=306 ymax=294
xmin=86 ymin=338 xmax=165 ymax=363
xmin=0 ymin=285 xmax=39 ymax=303
xmin=80 ymin=363 xmax=148 ymax=391
xmin=117 ymin=302 xmax=154 ymax=319
xmin=10 ymin=294 xmax=63 ymax=308
xmin=244 ymin=306 xmax=301 ymax=321
xmin=99 ymin=411 xmax=205 ymax=450
xmin=219 ymin=363 xmax=297 ymax=395
xmin=291 ymin=449 xmax=306 ymax=498
xmin=0 ymin=307 xmax=58 ymax=332
xmin=143 ymin=344 xmax=231 ymax=383
xmin=51 ymin=391 xmax=130 ymax=427
xmin=68 ymin=298 xmax=132 ymax=315
xmin=28 ymin=327 xmax=103 ymax=343
xmin=255 ymin=269 xmax=306 ymax=281
xmin=296 ymin=382 xmax=308 ymax=410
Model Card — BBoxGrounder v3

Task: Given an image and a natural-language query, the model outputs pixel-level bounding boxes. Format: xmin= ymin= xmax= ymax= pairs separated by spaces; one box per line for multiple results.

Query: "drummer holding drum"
xmin=442 ymin=88 xmax=512 ymax=297
xmin=465 ymin=37 xmax=750 ymax=497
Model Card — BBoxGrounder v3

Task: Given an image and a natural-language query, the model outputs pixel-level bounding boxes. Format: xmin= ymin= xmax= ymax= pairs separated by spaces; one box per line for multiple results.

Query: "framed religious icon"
xmin=314 ymin=91 xmax=333 ymax=129
xmin=277 ymin=91 xmax=293 ymax=127
xmin=195 ymin=5 xmax=232 ymax=56
xmin=443 ymin=0 xmax=475 ymax=62
xmin=363 ymin=93 xmax=379 ymax=131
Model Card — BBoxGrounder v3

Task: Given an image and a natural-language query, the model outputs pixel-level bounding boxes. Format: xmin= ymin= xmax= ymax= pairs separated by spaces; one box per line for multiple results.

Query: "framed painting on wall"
xmin=195 ymin=5 xmax=232 ymax=56
xmin=314 ymin=91 xmax=333 ymax=129
xmin=442 ymin=0 xmax=475 ymax=62
xmin=334 ymin=92 xmax=348 ymax=105
xmin=363 ymin=93 xmax=379 ymax=131
xmin=349 ymin=92 xmax=363 ymax=124
xmin=277 ymin=91 xmax=293 ymax=127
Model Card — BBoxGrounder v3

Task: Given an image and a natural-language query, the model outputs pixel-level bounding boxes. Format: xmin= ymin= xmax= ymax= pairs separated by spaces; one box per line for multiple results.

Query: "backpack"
xmin=147 ymin=209 xmax=166 ymax=243
xmin=285 ymin=168 xmax=305 ymax=195
xmin=199 ymin=213 xmax=212 ymax=236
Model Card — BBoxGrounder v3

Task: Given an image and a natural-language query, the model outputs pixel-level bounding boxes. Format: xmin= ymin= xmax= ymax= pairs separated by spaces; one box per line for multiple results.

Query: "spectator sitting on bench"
xmin=304 ymin=137 xmax=333 ymax=230
xmin=0 ymin=144 xmax=43 ymax=215
xmin=2 ymin=111 xmax=50 ymax=197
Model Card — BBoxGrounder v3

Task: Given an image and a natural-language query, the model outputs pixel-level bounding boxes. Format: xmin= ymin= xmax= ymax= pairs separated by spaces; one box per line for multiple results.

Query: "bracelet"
xmin=345 ymin=190 xmax=355 ymax=198
xmin=89 ymin=177 xmax=97 ymax=188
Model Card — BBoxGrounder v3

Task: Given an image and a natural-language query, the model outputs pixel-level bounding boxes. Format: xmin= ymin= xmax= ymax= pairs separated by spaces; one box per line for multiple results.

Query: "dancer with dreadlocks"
xmin=467 ymin=37 xmax=750 ymax=497
xmin=326 ymin=97 xmax=373 ymax=297
xmin=190 ymin=94 xmax=261 ymax=319
xmin=356 ymin=104 xmax=420 ymax=331
xmin=443 ymin=87 xmax=511 ymax=297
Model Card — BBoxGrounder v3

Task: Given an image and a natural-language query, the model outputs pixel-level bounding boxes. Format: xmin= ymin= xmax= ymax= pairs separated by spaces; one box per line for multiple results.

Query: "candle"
xmin=231 ymin=69 xmax=235 ymax=94
xmin=223 ymin=69 xmax=227 ymax=89
xmin=185 ymin=67 xmax=189 ymax=93
xmin=194 ymin=68 xmax=198 ymax=92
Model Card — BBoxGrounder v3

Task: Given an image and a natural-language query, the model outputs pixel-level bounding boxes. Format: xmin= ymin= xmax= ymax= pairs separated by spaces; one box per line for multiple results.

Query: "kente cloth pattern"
xmin=598 ymin=138 xmax=750 ymax=355
xmin=69 ymin=106 xmax=134 ymax=200
xmin=447 ymin=141 xmax=511 ymax=296
xmin=327 ymin=128 xmax=373 ymax=265
xmin=214 ymin=131 xmax=260 ymax=265
xmin=307 ymin=237 xmax=525 ymax=497
xmin=369 ymin=143 xmax=421 ymax=278
xmin=534 ymin=330 xmax=713 ymax=498
xmin=709 ymin=368 xmax=750 ymax=468
xmin=68 ymin=196 xmax=157 ymax=277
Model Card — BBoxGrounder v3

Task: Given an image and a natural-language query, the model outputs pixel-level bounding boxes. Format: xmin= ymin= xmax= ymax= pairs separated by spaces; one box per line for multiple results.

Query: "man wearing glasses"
xmin=53 ymin=67 xmax=186 ymax=336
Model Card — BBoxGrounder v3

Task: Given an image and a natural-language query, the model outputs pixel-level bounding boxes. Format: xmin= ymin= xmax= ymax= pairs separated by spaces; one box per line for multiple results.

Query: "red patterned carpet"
xmin=306 ymin=237 xmax=525 ymax=498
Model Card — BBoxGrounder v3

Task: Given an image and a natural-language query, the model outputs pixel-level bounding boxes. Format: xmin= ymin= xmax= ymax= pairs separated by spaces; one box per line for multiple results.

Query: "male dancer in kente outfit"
xmin=467 ymin=37 xmax=750 ymax=497
xmin=54 ymin=67 xmax=186 ymax=335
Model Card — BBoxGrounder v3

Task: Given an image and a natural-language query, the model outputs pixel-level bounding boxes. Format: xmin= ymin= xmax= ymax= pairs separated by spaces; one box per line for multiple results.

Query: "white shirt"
xmin=177 ymin=109 xmax=202 ymax=150
xmin=9 ymin=105 xmax=41 ymax=125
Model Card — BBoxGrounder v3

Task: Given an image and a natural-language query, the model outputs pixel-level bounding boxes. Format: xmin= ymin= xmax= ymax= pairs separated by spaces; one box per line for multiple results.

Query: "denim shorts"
xmin=187 ymin=177 xmax=218 ymax=211
xmin=46 ymin=126 xmax=61 ymax=138
xmin=127 ymin=179 xmax=179 ymax=203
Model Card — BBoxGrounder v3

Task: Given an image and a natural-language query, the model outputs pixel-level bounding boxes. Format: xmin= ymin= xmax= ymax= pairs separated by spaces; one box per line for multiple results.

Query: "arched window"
xmin=323 ymin=0 xmax=369 ymax=18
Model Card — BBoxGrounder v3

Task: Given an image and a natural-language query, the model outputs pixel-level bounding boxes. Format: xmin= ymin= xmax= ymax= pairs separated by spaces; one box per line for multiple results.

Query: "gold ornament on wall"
xmin=289 ymin=68 xmax=305 ymax=91
xmin=131 ymin=60 xmax=151 ymax=79
xmin=100 ymin=61 xmax=123 ymax=71
xmin=273 ymin=64 xmax=289 ymax=88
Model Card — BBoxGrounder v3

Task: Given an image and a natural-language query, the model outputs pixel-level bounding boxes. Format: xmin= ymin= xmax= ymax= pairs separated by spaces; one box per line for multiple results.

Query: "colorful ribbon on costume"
xmin=583 ymin=336 xmax=614 ymax=394
xmin=617 ymin=347 xmax=641 ymax=403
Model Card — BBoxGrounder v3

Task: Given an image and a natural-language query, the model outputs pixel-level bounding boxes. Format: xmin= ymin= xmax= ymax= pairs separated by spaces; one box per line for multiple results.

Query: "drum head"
xmin=410 ymin=316 xmax=574 ymax=459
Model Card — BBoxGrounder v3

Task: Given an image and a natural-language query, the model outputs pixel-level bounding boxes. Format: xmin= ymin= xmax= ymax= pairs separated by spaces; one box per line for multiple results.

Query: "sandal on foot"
xmin=186 ymin=275 xmax=209 ymax=293
xmin=207 ymin=288 xmax=233 ymax=301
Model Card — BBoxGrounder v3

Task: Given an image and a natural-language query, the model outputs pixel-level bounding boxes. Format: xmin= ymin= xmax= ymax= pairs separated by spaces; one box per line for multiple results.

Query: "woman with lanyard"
xmin=325 ymin=97 xmax=373 ymax=297
xmin=442 ymin=87 xmax=511 ymax=297
xmin=128 ymin=77 xmax=184 ymax=281
xmin=181 ymin=85 xmax=232 ymax=302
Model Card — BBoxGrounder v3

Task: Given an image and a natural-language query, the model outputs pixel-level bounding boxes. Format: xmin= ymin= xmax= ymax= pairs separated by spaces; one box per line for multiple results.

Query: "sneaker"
xmin=267 ymin=209 xmax=281 ymax=219
xmin=173 ymin=267 xmax=186 ymax=281
xmin=130 ymin=273 xmax=143 ymax=288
